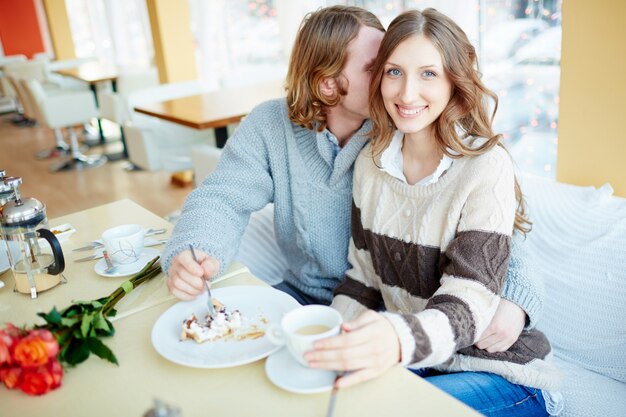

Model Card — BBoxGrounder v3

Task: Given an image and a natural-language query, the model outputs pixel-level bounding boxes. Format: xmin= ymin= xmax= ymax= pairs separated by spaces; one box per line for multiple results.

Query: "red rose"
xmin=48 ymin=359 xmax=63 ymax=389
xmin=0 ymin=332 xmax=12 ymax=365
xmin=18 ymin=360 xmax=63 ymax=396
xmin=0 ymin=325 xmax=22 ymax=365
xmin=14 ymin=330 xmax=58 ymax=368
xmin=0 ymin=366 xmax=22 ymax=389
xmin=28 ymin=329 xmax=59 ymax=359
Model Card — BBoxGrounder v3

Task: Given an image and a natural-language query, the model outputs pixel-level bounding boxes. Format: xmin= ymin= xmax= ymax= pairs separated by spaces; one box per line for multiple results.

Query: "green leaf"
xmin=57 ymin=331 xmax=74 ymax=347
xmin=38 ymin=307 xmax=62 ymax=325
xmin=85 ymin=337 xmax=118 ymax=365
xmin=63 ymin=338 xmax=91 ymax=366
xmin=60 ymin=316 xmax=80 ymax=327
xmin=80 ymin=312 xmax=94 ymax=337
xmin=97 ymin=319 xmax=115 ymax=337
xmin=93 ymin=312 xmax=111 ymax=332
xmin=62 ymin=304 xmax=85 ymax=318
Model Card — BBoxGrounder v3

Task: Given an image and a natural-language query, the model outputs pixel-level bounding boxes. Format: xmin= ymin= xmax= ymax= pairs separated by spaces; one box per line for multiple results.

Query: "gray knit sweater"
xmin=161 ymin=98 xmax=543 ymax=322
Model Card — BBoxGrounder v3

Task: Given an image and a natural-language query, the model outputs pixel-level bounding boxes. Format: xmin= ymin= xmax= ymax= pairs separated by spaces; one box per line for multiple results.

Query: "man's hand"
xmin=304 ymin=310 xmax=401 ymax=388
xmin=475 ymin=298 xmax=526 ymax=352
xmin=166 ymin=249 xmax=220 ymax=301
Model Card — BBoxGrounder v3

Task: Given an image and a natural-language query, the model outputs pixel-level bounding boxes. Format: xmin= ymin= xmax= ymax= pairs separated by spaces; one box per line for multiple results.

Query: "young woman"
xmin=305 ymin=9 xmax=561 ymax=417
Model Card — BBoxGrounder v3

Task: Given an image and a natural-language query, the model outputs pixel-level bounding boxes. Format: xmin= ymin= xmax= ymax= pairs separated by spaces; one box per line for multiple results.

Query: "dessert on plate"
xmin=181 ymin=299 xmax=265 ymax=343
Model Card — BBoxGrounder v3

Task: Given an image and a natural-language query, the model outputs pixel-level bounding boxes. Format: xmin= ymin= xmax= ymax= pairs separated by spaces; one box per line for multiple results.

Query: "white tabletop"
xmin=0 ymin=199 xmax=478 ymax=417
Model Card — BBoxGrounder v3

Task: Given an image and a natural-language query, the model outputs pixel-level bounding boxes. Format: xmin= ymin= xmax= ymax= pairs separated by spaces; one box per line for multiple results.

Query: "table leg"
xmin=90 ymin=84 xmax=106 ymax=144
xmin=215 ymin=127 xmax=228 ymax=148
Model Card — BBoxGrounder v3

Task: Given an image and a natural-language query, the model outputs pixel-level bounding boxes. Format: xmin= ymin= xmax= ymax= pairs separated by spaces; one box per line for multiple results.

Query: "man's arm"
xmin=161 ymin=101 xmax=279 ymax=278
xmin=475 ymin=233 xmax=544 ymax=352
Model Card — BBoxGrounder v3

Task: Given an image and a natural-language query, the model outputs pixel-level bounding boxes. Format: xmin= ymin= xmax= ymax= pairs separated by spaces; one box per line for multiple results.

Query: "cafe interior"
xmin=0 ymin=1 xmax=624 ymax=416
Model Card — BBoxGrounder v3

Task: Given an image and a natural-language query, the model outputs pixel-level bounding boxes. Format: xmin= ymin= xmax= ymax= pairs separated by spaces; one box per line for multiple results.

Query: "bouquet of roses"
xmin=0 ymin=257 xmax=161 ymax=396
xmin=0 ymin=325 xmax=63 ymax=395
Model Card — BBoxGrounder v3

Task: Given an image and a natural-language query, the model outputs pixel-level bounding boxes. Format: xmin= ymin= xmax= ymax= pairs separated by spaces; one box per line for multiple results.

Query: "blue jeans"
xmin=411 ymin=369 xmax=548 ymax=417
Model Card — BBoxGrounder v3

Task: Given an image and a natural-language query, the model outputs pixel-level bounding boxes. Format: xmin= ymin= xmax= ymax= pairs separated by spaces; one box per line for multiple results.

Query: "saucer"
xmin=94 ymin=247 xmax=161 ymax=278
xmin=265 ymin=347 xmax=336 ymax=394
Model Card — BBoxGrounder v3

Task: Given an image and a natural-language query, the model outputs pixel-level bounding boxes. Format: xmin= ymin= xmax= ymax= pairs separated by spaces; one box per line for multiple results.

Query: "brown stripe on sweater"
xmin=334 ymin=276 xmax=383 ymax=310
xmin=362 ymin=231 xmax=443 ymax=299
xmin=400 ymin=314 xmax=433 ymax=364
xmin=426 ymin=294 xmax=477 ymax=348
xmin=351 ymin=200 xmax=367 ymax=250
xmin=441 ymin=230 xmax=511 ymax=294
xmin=458 ymin=329 xmax=552 ymax=365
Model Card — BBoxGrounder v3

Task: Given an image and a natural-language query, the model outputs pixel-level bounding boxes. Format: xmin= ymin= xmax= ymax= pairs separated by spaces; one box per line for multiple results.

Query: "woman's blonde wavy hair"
xmin=286 ymin=6 xmax=384 ymax=131
xmin=368 ymin=9 xmax=530 ymax=234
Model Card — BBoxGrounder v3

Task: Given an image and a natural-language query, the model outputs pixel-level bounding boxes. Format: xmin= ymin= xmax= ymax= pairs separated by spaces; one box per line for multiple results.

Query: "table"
xmin=134 ymin=80 xmax=284 ymax=148
xmin=55 ymin=62 xmax=118 ymax=131
xmin=0 ymin=200 xmax=478 ymax=417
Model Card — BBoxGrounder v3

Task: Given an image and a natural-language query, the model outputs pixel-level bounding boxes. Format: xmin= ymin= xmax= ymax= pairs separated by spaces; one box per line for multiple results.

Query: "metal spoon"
xmin=102 ymin=250 xmax=117 ymax=274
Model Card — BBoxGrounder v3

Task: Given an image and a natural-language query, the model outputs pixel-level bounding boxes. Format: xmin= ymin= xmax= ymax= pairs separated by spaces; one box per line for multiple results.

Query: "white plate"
xmin=265 ymin=347 xmax=337 ymax=394
xmin=0 ymin=240 xmax=21 ymax=275
xmin=94 ymin=247 xmax=161 ymax=277
xmin=151 ymin=286 xmax=300 ymax=368
xmin=51 ymin=223 xmax=76 ymax=242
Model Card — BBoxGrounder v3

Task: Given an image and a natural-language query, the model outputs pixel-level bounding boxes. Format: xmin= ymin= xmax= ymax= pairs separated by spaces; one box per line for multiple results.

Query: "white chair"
xmin=8 ymin=75 xmax=69 ymax=159
xmin=4 ymin=75 xmax=36 ymax=125
xmin=190 ymin=144 xmax=223 ymax=186
xmin=97 ymin=68 xmax=160 ymax=159
xmin=23 ymin=78 xmax=106 ymax=172
xmin=1 ymin=61 xmax=62 ymax=96
xmin=0 ymin=54 xmax=27 ymax=94
xmin=45 ymin=57 xmax=99 ymax=91
xmin=98 ymin=67 xmax=159 ymax=126
xmin=1 ymin=60 xmax=59 ymax=122
xmin=123 ymin=80 xmax=218 ymax=171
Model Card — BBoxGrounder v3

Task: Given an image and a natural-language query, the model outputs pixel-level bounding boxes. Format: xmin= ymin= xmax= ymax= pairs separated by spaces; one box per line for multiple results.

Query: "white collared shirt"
xmin=379 ymin=130 xmax=453 ymax=185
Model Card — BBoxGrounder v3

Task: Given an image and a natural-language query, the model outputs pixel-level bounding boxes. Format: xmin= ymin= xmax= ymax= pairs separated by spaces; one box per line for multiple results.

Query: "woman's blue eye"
xmin=386 ymin=68 xmax=402 ymax=76
xmin=423 ymin=70 xmax=436 ymax=77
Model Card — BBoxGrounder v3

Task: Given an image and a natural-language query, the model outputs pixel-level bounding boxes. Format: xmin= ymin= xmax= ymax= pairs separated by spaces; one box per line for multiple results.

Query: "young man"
xmin=162 ymin=6 xmax=541 ymax=352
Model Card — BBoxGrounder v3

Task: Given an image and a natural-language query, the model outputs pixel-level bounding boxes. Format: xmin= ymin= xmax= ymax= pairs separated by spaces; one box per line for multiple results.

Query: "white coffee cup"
xmin=266 ymin=305 xmax=342 ymax=367
xmin=101 ymin=224 xmax=145 ymax=265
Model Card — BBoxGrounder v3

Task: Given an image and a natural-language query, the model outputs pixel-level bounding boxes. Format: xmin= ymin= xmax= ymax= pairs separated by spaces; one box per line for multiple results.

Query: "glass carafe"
xmin=0 ymin=178 xmax=65 ymax=298
xmin=0 ymin=172 xmax=18 ymax=278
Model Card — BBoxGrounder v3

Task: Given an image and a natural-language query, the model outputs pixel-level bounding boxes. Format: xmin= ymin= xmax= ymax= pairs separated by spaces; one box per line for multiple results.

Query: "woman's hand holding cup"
xmin=266 ymin=305 xmax=343 ymax=367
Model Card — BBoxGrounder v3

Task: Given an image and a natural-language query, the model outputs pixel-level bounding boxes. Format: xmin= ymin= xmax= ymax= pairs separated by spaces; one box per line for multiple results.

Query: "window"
xmin=65 ymin=0 xmax=153 ymax=69
xmin=188 ymin=0 xmax=285 ymax=88
xmin=311 ymin=0 xmax=562 ymax=178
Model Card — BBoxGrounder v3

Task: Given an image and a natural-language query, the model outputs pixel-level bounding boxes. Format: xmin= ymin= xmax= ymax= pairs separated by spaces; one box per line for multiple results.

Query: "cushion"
xmin=522 ymin=175 xmax=626 ymax=382
xmin=521 ymin=175 xmax=626 ymax=415
xmin=551 ymin=356 xmax=626 ymax=417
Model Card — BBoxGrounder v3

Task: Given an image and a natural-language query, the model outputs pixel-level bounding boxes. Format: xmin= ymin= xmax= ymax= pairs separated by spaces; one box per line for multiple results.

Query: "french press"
xmin=0 ymin=176 xmax=65 ymax=298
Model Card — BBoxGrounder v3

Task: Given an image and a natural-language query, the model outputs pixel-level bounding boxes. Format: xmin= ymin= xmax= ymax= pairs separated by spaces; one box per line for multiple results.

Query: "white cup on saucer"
xmin=101 ymin=224 xmax=145 ymax=265
xmin=266 ymin=305 xmax=342 ymax=367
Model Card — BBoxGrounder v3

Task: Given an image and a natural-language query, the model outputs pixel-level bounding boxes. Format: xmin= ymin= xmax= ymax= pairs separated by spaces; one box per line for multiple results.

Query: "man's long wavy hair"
xmin=368 ymin=9 xmax=530 ymax=234
xmin=286 ymin=6 xmax=384 ymax=131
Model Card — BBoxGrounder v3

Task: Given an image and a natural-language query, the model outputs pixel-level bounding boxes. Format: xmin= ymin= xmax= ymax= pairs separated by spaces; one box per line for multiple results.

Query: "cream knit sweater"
xmin=332 ymin=143 xmax=561 ymax=391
